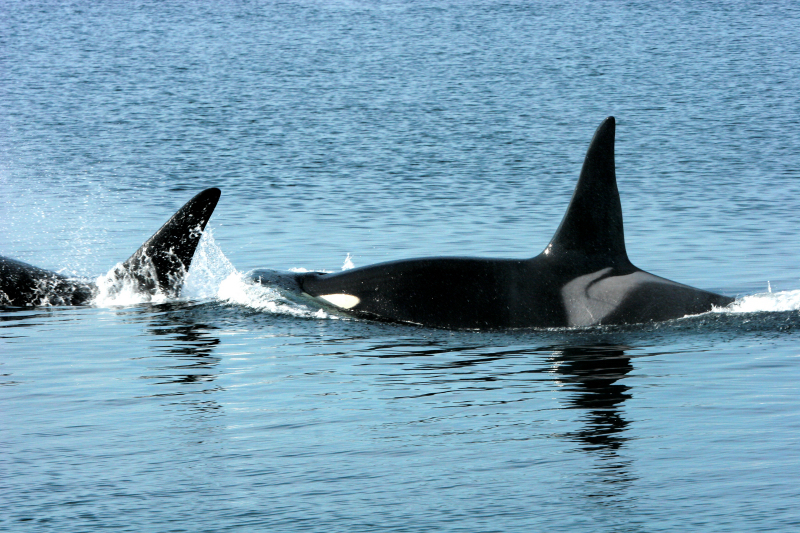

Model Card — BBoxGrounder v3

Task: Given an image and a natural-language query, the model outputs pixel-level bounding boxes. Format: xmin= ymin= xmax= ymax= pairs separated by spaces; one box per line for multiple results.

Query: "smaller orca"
xmin=0 ymin=188 xmax=220 ymax=307
xmin=257 ymin=117 xmax=734 ymax=329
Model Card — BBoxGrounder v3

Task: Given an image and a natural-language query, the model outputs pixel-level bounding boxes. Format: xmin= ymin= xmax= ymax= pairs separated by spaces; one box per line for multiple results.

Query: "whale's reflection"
xmin=127 ymin=306 xmax=640 ymax=494
xmin=359 ymin=333 xmax=639 ymax=496
xmin=360 ymin=333 xmax=636 ymax=455
xmin=148 ymin=322 xmax=221 ymax=386
xmin=549 ymin=345 xmax=633 ymax=455
xmin=131 ymin=308 xmax=637 ymax=458
xmin=118 ymin=303 xmax=225 ymax=418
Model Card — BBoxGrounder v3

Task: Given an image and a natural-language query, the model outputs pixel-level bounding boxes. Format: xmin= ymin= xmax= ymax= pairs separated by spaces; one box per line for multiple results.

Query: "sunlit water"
xmin=3 ymin=1 xmax=800 ymax=532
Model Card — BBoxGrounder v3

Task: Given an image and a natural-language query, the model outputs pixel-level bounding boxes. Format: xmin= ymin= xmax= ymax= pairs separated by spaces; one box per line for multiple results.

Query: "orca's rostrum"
xmin=284 ymin=117 xmax=734 ymax=328
xmin=0 ymin=188 xmax=220 ymax=307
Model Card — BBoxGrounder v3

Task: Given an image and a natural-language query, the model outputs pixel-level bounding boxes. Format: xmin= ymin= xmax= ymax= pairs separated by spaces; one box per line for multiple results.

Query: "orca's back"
xmin=0 ymin=256 xmax=93 ymax=306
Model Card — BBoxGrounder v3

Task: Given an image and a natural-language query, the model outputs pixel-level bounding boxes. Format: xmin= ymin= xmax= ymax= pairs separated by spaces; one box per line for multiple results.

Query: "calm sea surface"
xmin=3 ymin=1 xmax=800 ymax=531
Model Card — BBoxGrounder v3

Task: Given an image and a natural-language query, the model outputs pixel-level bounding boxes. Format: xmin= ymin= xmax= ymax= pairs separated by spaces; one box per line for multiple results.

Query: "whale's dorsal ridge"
xmin=545 ymin=116 xmax=629 ymax=262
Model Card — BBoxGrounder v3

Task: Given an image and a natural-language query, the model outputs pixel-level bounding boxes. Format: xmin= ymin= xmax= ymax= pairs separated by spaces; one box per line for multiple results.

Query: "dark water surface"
xmin=3 ymin=1 xmax=800 ymax=531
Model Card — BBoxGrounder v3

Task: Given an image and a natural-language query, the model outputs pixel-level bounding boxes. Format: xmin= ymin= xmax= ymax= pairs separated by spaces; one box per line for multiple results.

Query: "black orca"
xmin=278 ymin=117 xmax=734 ymax=328
xmin=0 ymin=188 xmax=221 ymax=307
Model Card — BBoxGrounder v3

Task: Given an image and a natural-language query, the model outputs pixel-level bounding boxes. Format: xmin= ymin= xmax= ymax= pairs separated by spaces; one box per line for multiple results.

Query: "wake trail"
xmin=718 ymin=289 xmax=800 ymax=314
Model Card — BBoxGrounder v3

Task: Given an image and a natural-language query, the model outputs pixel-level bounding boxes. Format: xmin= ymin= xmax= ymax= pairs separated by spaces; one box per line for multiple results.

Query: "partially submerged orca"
xmin=0 ymin=188 xmax=220 ymax=307
xmin=276 ymin=117 xmax=734 ymax=328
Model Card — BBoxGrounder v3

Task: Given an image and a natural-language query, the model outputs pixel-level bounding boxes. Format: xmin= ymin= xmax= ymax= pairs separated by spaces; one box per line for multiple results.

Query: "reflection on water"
xmin=12 ymin=303 xmax=798 ymax=530
xmin=549 ymin=344 xmax=638 ymax=504
xmin=104 ymin=307 xmax=645 ymax=519
xmin=126 ymin=304 xmax=226 ymax=420
xmin=130 ymin=312 xmax=641 ymax=465
xmin=361 ymin=332 xmax=637 ymax=461
xmin=361 ymin=335 xmax=642 ymax=511
xmin=551 ymin=345 xmax=633 ymax=454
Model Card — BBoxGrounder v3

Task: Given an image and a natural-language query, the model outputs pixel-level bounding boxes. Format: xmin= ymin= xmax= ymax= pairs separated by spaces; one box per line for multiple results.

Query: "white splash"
xmin=89 ymin=229 xmax=334 ymax=318
xmin=91 ymin=230 xmax=227 ymax=307
xmin=190 ymin=232 xmax=332 ymax=318
xmin=342 ymin=253 xmax=355 ymax=270
xmin=289 ymin=266 xmax=333 ymax=273
xmin=181 ymin=230 xmax=237 ymax=299
xmin=217 ymin=271 xmax=330 ymax=319
xmin=716 ymin=289 xmax=800 ymax=314
xmin=93 ymin=256 xmax=169 ymax=307
xmin=183 ymin=233 xmax=332 ymax=318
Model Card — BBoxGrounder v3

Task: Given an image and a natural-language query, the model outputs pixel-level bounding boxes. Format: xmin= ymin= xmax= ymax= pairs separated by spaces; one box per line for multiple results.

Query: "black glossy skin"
xmin=0 ymin=257 xmax=93 ymax=306
xmin=295 ymin=118 xmax=734 ymax=329
xmin=0 ymin=188 xmax=220 ymax=307
xmin=298 ymin=254 xmax=732 ymax=329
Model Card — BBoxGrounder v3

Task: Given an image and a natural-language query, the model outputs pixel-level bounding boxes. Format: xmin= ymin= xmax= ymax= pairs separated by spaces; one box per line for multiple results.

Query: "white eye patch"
xmin=318 ymin=293 xmax=361 ymax=309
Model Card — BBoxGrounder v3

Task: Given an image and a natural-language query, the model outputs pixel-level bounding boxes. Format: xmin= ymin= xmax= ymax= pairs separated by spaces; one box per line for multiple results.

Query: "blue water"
xmin=3 ymin=1 xmax=800 ymax=531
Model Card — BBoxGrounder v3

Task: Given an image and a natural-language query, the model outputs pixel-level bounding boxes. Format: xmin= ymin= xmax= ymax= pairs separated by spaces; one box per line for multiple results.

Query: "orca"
xmin=270 ymin=117 xmax=734 ymax=328
xmin=0 ymin=188 xmax=220 ymax=307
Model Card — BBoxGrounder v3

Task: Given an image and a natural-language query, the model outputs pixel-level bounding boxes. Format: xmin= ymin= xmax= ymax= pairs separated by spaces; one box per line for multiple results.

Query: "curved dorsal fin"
xmin=546 ymin=117 xmax=628 ymax=261
xmin=119 ymin=188 xmax=221 ymax=296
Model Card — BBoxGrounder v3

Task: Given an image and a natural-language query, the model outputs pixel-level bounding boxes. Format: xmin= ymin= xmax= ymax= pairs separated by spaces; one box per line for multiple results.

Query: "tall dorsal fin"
xmin=546 ymin=117 xmax=628 ymax=260
xmin=117 ymin=188 xmax=221 ymax=296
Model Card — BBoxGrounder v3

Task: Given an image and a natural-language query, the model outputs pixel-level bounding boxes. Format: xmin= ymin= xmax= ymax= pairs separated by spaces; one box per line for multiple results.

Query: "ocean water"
xmin=3 ymin=1 xmax=800 ymax=531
